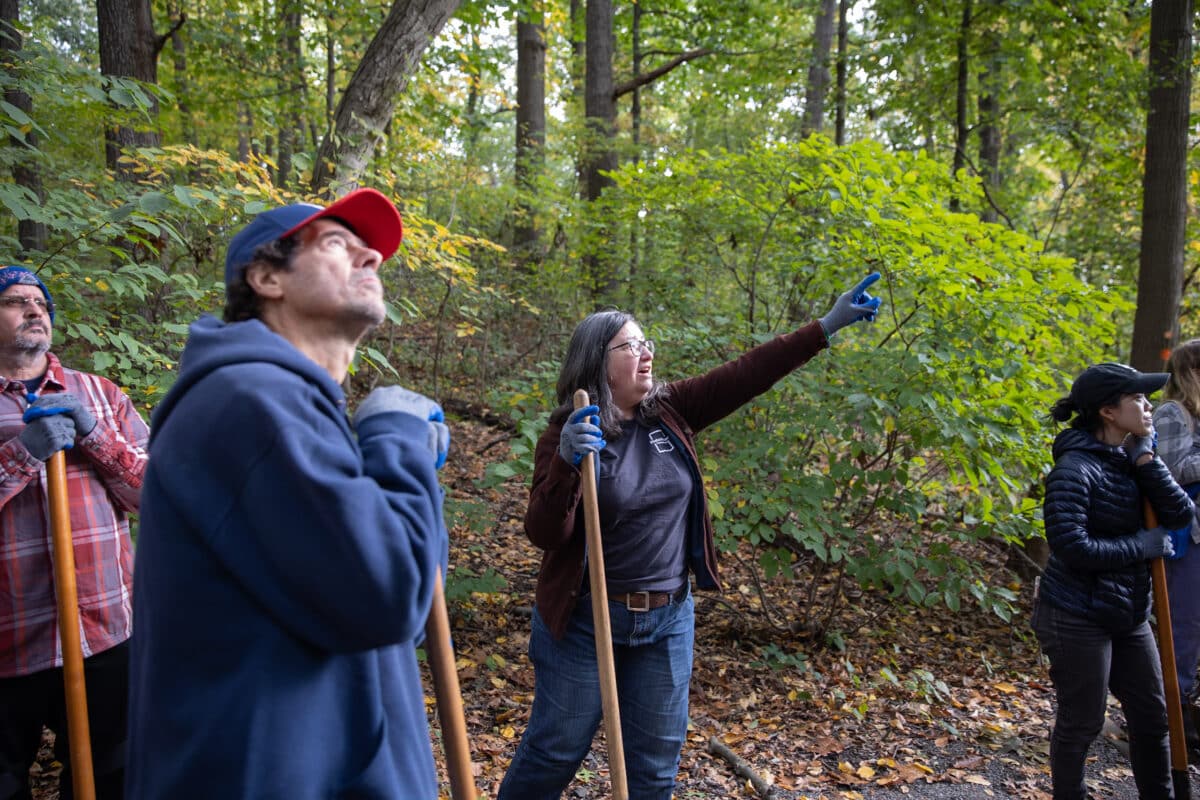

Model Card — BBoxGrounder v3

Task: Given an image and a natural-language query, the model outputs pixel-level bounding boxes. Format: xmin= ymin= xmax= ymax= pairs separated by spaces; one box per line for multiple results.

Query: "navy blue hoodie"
xmin=127 ymin=316 xmax=448 ymax=799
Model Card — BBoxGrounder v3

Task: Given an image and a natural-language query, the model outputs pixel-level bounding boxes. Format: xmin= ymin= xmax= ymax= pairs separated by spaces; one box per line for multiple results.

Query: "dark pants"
xmin=1033 ymin=600 xmax=1172 ymax=800
xmin=0 ymin=641 xmax=128 ymax=800
xmin=1165 ymin=545 xmax=1200 ymax=752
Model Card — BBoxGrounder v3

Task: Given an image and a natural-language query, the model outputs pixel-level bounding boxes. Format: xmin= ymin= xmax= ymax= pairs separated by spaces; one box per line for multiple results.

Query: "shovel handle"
xmin=574 ymin=390 xmax=628 ymax=800
xmin=46 ymin=451 xmax=95 ymax=800
xmin=425 ymin=572 xmax=475 ymax=799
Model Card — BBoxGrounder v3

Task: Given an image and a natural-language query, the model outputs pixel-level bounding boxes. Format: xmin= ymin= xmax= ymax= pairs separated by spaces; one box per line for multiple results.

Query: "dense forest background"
xmin=1 ymin=0 xmax=1198 ymax=635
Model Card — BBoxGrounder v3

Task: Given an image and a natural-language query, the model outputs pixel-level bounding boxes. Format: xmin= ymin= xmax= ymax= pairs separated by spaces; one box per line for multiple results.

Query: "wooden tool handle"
xmin=47 ymin=451 xmax=95 ymax=800
xmin=574 ymin=389 xmax=628 ymax=799
xmin=1145 ymin=500 xmax=1190 ymax=782
xmin=426 ymin=571 xmax=476 ymax=799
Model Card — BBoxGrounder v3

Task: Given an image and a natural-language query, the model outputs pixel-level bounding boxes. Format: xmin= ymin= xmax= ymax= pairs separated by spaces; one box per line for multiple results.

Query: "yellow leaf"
xmin=993 ymin=682 xmax=1018 ymax=694
xmin=490 ymin=677 xmax=506 ymax=689
xmin=856 ymin=765 xmax=875 ymax=779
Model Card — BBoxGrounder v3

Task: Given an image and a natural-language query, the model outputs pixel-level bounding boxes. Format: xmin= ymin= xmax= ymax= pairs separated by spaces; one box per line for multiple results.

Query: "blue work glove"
xmin=353 ymin=386 xmax=450 ymax=470
xmin=1135 ymin=526 xmax=1174 ymax=560
xmin=1166 ymin=525 xmax=1191 ymax=561
xmin=1126 ymin=431 xmax=1156 ymax=466
xmin=19 ymin=414 xmax=76 ymax=461
xmin=559 ymin=405 xmax=605 ymax=467
xmin=819 ymin=272 xmax=883 ymax=338
xmin=24 ymin=392 xmax=97 ymax=438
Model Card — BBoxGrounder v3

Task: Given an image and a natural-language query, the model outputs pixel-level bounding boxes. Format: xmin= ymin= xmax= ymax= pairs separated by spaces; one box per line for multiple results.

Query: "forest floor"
xmin=28 ymin=416 xmax=1199 ymax=799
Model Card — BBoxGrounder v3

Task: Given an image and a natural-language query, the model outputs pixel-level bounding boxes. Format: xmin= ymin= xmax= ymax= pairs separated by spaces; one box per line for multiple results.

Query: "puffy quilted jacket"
xmin=1040 ymin=427 xmax=1194 ymax=632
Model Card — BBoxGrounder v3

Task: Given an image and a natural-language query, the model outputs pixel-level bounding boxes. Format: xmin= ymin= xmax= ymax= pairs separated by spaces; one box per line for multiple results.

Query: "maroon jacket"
xmin=525 ymin=320 xmax=830 ymax=638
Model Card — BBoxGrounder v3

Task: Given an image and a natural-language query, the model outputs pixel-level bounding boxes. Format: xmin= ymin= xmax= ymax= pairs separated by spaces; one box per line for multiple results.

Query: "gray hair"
xmin=551 ymin=309 xmax=667 ymax=437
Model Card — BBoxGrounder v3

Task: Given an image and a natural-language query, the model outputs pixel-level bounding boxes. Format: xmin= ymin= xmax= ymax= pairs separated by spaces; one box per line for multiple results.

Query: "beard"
xmin=11 ymin=326 xmax=50 ymax=357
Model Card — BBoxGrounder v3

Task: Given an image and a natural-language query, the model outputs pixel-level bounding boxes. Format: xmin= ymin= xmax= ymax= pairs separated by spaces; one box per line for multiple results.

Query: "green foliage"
xmin=592 ymin=136 xmax=1119 ymax=629
xmin=751 ymin=644 xmax=813 ymax=675
xmin=3 ymin=0 xmax=1185 ymax=640
xmin=479 ymin=362 xmax=558 ymax=489
xmin=444 ymin=566 xmax=506 ymax=602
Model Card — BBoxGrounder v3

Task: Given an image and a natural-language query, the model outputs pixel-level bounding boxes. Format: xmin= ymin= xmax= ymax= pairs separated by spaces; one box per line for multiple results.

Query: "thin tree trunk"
xmin=464 ymin=28 xmax=482 ymax=157
xmin=583 ymin=0 xmax=618 ymax=303
xmin=1131 ymin=0 xmax=1193 ymax=370
xmin=629 ymin=0 xmax=643 ymax=302
xmin=834 ymin=0 xmax=850 ymax=146
xmin=0 ymin=0 xmax=46 ymax=253
xmin=325 ymin=5 xmax=336 ymax=128
xmin=950 ymin=0 xmax=971 ymax=212
xmin=275 ymin=0 xmax=304 ymax=188
xmin=801 ymin=0 xmax=837 ymax=136
xmin=514 ymin=0 xmax=546 ymax=259
xmin=977 ymin=8 xmax=1000 ymax=225
xmin=311 ymin=0 xmax=461 ymax=195
xmin=167 ymin=0 xmax=195 ymax=147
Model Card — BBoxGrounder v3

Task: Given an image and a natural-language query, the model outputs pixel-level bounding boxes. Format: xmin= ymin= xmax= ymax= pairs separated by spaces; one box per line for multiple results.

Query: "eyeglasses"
xmin=608 ymin=339 xmax=655 ymax=357
xmin=0 ymin=295 xmax=53 ymax=314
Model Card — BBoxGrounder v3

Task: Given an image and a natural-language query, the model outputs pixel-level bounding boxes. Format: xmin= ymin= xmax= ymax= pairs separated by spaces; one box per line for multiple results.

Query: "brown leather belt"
xmin=609 ymin=585 xmax=687 ymax=612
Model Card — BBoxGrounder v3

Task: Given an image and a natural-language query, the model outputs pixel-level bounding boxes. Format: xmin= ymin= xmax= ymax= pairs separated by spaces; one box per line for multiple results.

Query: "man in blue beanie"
xmin=126 ymin=189 xmax=452 ymax=799
xmin=0 ymin=265 xmax=149 ymax=800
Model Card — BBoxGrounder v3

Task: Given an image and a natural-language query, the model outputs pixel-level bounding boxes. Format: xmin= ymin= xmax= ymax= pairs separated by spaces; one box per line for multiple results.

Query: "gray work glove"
xmin=24 ymin=392 xmax=97 ymax=437
xmin=353 ymin=386 xmax=450 ymax=469
xmin=19 ymin=414 xmax=76 ymax=461
xmin=559 ymin=404 xmax=605 ymax=467
xmin=1136 ymin=526 xmax=1174 ymax=560
xmin=819 ymin=272 xmax=883 ymax=338
xmin=1126 ymin=431 xmax=1156 ymax=466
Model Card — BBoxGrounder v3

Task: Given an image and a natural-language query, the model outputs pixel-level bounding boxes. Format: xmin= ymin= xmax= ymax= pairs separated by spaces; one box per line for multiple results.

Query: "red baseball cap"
xmin=224 ymin=188 xmax=403 ymax=286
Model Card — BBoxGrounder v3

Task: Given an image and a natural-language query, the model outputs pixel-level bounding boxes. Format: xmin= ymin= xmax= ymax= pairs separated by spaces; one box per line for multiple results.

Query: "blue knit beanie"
xmin=0 ymin=266 xmax=54 ymax=323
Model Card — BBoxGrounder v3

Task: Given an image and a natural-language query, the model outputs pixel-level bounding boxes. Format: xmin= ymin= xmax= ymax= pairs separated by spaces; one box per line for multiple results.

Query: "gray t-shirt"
xmin=596 ymin=418 xmax=693 ymax=593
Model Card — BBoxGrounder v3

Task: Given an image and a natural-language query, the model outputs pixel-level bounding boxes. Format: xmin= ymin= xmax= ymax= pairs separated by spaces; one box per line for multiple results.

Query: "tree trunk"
xmin=834 ymin=0 xmax=850 ymax=146
xmin=514 ymin=0 xmax=546 ymax=259
xmin=324 ymin=4 xmax=336 ymax=128
xmin=311 ymin=0 xmax=461 ymax=196
xmin=1131 ymin=0 xmax=1193 ymax=371
xmin=96 ymin=0 xmax=161 ymax=177
xmin=167 ymin=0 xmax=195 ymax=147
xmin=977 ymin=9 xmax=1000 ymax=225
xmin=0 ymin=0 xmax=46 ymax=253
xmin=628 ymin=0 xmax=643 ymax=297
xmin=801 ymin=0 xmax=837 ymax=137
xmin=274 ymin=0 xmax=303 ymax=188
xmin=464 ymin=28 xmax=482 ymax=157
xmin=950 ymin=0 xmax=971 ymax=212
xmin=583 ymin=0 xmax=618 ymax=303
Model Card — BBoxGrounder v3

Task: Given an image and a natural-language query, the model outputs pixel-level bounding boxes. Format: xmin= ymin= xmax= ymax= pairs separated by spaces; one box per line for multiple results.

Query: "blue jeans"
xmin=1166 ymin=545 xmax=1200 ymax=705
xmin=1032 ymin=600 xmax=1172 ymax=800
xmin=498 ymin=587 xmax=694 ymax=800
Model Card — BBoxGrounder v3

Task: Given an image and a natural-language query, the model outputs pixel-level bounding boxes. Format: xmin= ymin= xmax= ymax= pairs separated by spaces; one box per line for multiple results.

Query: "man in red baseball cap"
xmin=127 ymin=189 xmax=452 ymax=798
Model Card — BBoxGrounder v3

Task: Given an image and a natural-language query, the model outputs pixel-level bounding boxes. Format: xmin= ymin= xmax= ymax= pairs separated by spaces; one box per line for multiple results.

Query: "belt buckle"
xmin=626 ymin=591 xmax=651 ymax=612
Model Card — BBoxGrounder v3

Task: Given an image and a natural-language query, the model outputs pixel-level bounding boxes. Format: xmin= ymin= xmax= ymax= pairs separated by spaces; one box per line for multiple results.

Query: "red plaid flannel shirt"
xmin=0 ymin=352 xmax=149 ymax=677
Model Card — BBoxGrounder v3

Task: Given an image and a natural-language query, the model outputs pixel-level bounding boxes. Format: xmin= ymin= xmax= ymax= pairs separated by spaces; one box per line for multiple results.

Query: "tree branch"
xmin=613 ymin=47 xmax=712 ymax=99
xmin=154 ymin=14 xmax=186 ymax=58
xmin=706 ymin=735 xmax=778 ymax=799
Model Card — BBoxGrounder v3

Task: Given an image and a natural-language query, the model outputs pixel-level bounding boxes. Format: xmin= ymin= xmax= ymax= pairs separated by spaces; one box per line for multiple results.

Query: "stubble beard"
xmin=11 ymin=329 xmax=50 ymax=358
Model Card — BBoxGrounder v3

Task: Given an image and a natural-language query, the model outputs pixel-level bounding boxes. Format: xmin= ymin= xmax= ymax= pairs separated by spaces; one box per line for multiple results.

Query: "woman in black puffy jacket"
xmin=1035 ymin=362 xmax=1195 ymax=800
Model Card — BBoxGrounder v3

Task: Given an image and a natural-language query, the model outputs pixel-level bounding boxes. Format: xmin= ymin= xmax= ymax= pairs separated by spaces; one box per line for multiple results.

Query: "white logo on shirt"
xmin=648 ymin=429 xmax=675 ymax=454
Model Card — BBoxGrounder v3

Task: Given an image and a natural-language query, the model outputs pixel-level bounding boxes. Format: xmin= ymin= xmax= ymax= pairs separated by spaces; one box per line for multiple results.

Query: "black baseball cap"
xmin=1069 ymin=362 xmax=1169 ymax=409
